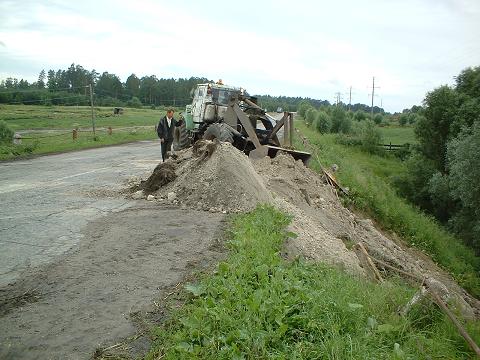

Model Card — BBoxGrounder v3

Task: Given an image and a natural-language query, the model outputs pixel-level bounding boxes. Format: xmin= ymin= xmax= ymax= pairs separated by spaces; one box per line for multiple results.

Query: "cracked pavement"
xmin=0 ymin=140 xmax=161 ymax=287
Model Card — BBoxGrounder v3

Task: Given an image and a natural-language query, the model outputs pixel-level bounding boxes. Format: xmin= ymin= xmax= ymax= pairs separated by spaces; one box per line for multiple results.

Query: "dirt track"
xmin=0 ymin=204 xmax=225 ymax=359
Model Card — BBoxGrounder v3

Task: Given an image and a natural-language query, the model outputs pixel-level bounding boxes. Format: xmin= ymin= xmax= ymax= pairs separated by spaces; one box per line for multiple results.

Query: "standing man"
xmin=157 ymin=108 xmax=182 ymax=161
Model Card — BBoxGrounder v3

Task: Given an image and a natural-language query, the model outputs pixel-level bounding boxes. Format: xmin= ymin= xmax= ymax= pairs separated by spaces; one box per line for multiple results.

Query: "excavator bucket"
xmin=265 ymin=145 xmax=311 ymax=165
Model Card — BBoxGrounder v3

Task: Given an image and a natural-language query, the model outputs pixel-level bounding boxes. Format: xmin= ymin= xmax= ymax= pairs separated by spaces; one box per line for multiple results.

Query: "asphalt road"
xmin=0 ymin=140 xmax=161 ymax=287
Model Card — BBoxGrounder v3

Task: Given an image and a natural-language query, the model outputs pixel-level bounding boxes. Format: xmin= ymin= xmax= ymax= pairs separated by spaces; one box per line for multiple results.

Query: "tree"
xmin=37 ymin=70 xmax=46 ymax=89
xmin=96 ymin=72 xmax=123 ymax=99
xmin=455 ymin=66 xmax=480 ymax=99
xmin=415 ymin=85 xmax=459 ymax=171
xmin=125 ymin=74 xmax=140 ymax=98
xmin=359 ymin=120 xmax=382 ymax=153
xmin=305 ymin=107 xmax=317 ymax=125
xmin=297 ymin=100 xmax=312 ymax=118
xmin=127 ymin=96 xmax=142 ymax=108
xmin=47 ymin=70 xmax=56 ymax=91
xmin=447 ymin=122 xmax=480 ymax=250
xmin=313 ymin=111 xmax=331 ymax=133
xmin=331 ymin=107 xmax=351 ymax=133
xmin=399 ymin=114 xmax=408 ymax=126
xmin=373 ymin=113 xmax=383 ymax=125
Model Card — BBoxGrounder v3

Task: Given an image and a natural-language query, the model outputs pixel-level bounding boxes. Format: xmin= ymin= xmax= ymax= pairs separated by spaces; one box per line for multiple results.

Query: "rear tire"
xmin=173 ymin=121 xmax=190 ymax=150
xmin=203 ymin=123 xmax=234 ymax=143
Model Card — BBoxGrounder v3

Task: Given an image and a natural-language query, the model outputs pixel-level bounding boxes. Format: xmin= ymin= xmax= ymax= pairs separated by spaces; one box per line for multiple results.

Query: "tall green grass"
xmin=295 ymin=121 xmax=480 ymax=297
xmin=148 ymin=206 xmax=479 ymax=359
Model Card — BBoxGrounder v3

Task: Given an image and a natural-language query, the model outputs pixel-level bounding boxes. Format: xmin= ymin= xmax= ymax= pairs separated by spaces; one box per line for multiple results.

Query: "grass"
xmin=147 ymin=205 xmax=480 ymax=359
xmin=0 ymin=127 xmax=158 ymax=161
xmin=378 ymin=126 xmax=416 ymax=145
xmin=0 ymin=104 xmax=182 ymax=130
xmin=295 ymin=120 xmax=480 ymax=297
xmin=0 ymin=104 xmax=185 ymax=160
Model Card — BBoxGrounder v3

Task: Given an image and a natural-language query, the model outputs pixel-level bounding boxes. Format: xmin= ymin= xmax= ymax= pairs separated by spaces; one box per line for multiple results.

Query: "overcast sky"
xmin=0 ymin=0 xmax=479 ymax=112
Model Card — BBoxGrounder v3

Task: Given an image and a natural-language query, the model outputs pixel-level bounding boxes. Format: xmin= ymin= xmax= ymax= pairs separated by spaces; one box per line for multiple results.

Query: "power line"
xmin=0 ymin=85 xmax=89 ymax=94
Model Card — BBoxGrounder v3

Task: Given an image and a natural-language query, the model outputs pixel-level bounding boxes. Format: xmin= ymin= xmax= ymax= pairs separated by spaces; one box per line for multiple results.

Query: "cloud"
xmin=0 ymin=0 xmax=478 ymax=112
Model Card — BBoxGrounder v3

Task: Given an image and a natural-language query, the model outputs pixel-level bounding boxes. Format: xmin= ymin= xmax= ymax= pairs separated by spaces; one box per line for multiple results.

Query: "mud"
xmin=0 ymin=204 xmax=226 ymax=360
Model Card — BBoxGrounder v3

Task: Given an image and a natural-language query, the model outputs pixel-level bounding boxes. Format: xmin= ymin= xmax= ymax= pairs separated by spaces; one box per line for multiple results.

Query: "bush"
xmin=373 ymin=113 xmax=383 ymax=125
xmin=359 ymin=120 xmax=382 ymax=153
xmin=0 ymin=120 xmax=14 ymax=143
xmin=127 ymin=96 xmax=142 ymax=108
xmin=313 ymin=111 xmax=331 ymax=133
xmin=305 ymin=107 xmax=317 ymax=125
xmin=399 ymin=114 xmax=409 ymax=126
xmin=354 ymin=110 xmax=367 ymax=122
xmin=297 ymin=101 xmax=312 ymax=118
xmin=331 ymin=107 xmax=351 ymax=134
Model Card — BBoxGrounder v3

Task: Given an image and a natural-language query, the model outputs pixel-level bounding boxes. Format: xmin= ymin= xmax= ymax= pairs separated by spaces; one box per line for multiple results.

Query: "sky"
xmin=0 ymin=0 xmax=479 ymax=112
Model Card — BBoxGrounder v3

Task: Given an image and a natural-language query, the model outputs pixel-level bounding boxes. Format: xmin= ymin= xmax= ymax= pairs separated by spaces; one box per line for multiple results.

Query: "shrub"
xmin=313 ymin=111 xmax=331 ymax=133
xmin=354 ymin=110 xmax=367 ymax=122
xmin=127 ymin=96 xmax=142 ymax=108
xmin=0 ymin=120 xmax=14 ymax=143
xmin=297 ymin=100 xmax=312 ymax=118
xmin=305 ymin=107 xmax=317 ymax=125
xmin=373 ymin=113 xmax=383 ymax=125
xmin=359 ymin=120 xmax=382 ymax=153
xmin=399 ymin=114 xmax=408 ymax=126
xmin=331 ymin=107 xmax=351 ymax=134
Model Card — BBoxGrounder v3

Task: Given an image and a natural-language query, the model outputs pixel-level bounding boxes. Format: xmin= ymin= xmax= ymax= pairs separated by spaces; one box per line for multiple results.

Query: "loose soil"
xmin=135 ymin=141 xmax=479 ymax=319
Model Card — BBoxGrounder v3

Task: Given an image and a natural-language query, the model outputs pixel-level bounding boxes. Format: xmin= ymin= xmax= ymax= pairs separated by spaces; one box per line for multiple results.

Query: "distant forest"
xmin=0 ymin=63 xmax=385 ymax=113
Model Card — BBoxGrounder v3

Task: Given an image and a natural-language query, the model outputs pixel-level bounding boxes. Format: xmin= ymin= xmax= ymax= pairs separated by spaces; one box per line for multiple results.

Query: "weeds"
xmin=295 ymin=120 xmax=480 ymax=297
xmin=147 ymin=206 xmax=479 ymax=359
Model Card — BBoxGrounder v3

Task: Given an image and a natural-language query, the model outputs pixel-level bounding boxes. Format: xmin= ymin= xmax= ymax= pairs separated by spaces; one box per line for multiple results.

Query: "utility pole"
xmin=89 ymin=84 xmax=96 ymax=139
xmin=371 ymin=77 xmax=375 ymax=117
xmin=348 ymin=86 xmax=352 ymax=111
xmin=370 ymin=77 xmax=380 ymax=118
xmin=334 ymin=92 xmax=342 ymax=106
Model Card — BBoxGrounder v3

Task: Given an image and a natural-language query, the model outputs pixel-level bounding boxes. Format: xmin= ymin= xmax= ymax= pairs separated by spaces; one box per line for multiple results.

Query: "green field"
xmin=0 ymin=104 xmax=183 ymax=160
xmin=0 ymin=104 xmax=181 ymax=130
xmin=378 ymin=126 xmax=416 ymax=145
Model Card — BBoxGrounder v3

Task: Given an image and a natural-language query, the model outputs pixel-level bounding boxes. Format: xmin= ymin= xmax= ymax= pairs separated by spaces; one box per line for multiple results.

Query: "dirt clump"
xmin=140 ymin=161 xmax=176 ymax=193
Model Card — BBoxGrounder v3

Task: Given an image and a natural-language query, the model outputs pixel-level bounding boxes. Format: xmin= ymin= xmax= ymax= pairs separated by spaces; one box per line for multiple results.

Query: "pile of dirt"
xmin=139 ymin=141 xmax=273 ymax=213
xmin=252 ymin=152 xmax=479 ymax=319
xmin=140 ymin=162 xmax=176 ymax=193
xmin=130 ymin=143 xmax=479 ymax=318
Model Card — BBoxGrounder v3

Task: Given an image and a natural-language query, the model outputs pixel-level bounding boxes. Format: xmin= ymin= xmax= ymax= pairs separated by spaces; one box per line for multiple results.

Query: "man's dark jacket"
xmin=156 ymin=116 xmax=182 ymax=141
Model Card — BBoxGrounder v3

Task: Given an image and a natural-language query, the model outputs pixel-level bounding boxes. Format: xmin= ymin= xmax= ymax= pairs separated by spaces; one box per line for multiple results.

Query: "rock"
xmin=132 ymin=190 xmax=144 ymax=200
xmin=167 ymin=192 xmax=176 ymax=201
xmin=331 ymin=164 xmax=339 ymax=172
xmin=147 ymin=194 xmax=155 ymax=201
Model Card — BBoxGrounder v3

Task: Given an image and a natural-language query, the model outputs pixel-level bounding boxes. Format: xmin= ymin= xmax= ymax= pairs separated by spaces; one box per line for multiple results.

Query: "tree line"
xmin=0 ymin=63 xmax=389 ymax=113
xmin=393 ymin=66 xmax=480 ymax=254
xmin=0 ymin=63 xmax=210 ymax=108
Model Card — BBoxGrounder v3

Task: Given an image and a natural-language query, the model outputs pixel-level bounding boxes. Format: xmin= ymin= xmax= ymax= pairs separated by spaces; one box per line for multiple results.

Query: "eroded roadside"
xmin=0 ymin=204 xmax=226 ymax=360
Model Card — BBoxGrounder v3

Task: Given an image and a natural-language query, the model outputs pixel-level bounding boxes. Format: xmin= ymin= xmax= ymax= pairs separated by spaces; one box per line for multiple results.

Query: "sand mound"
xmin=131 ymin=143 xmax=479 ymax=318
xmin=150 ymin=141 xmax=273 ymax=213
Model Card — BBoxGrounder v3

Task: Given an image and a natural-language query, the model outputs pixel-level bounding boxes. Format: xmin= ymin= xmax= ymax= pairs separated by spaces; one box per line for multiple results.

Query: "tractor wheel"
xmin=173 ymin=121 xmax=190 ymax=150
xmin=203 ymin=123 xmax=234 ymax=143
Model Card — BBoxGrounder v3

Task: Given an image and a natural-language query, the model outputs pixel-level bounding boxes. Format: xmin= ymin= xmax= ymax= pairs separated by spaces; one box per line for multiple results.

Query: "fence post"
xmin=108 ymin=127 xmax=113 ymax=135
xmin=72 ymin=129 xmax=78 ymax=140
xmin=13 ymin=133 xmax=22 ymax=145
